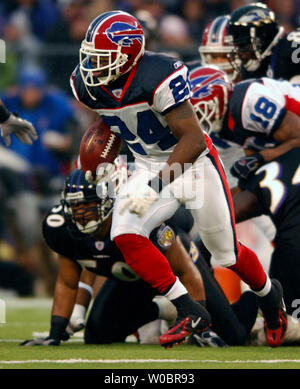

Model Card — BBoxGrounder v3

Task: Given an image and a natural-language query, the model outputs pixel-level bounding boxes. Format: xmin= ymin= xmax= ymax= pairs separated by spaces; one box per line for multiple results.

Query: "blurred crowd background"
xmin=0 ymin=0 xmax=299 ymax=297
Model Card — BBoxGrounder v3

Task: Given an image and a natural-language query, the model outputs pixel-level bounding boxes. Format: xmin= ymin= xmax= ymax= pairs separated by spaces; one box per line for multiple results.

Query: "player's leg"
xmin=84 ymin=279 xmax=158 ymax=344
xmin=194 ymin=251 xmax=256 ymax=345
xmin=269 ymin=246 xmax=300 ymax=316
xmin=179 ymin=228 xmax=258 ymax=345
xmin=112 ymin=168 xmax=182 ymax=294
xmin=187 ymin=148 xmax=287 ymax=347
xmin=111 ymin=167 xmax=217 ymax=347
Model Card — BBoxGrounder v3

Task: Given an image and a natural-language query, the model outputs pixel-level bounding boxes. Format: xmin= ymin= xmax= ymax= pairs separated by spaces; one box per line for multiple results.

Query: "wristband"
xmin=148 ymin=176 xmax=165 ymax=194
xmin=78 ymin=281 xmax=93 ymax=296
xmin=0 ymin=104 xmax=11 ymax=123
xmin=49 ymin=315 xmax=69 ymax=340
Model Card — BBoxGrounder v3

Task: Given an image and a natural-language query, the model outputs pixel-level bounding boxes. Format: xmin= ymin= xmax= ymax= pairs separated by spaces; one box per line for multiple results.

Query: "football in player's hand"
xmin=79 ymin=120 xmax=122 ymax=174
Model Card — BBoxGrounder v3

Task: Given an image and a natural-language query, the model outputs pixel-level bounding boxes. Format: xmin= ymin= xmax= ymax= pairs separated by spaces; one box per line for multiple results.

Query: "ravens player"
xmin=232 ymin=148 xmax=300 ymax=341
xmin=0 ymin=98 xmax=37 ymax=146
xmin=70 ymin=10 xmax=286 ymax=348
xmin=228 ymin=2 xmax=300 ymax=84
xmin=21 ymin=164 xmax=228 ymax=347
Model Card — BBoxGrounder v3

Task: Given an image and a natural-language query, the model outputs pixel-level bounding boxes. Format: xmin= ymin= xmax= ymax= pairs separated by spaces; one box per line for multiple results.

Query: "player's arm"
xmin=159 ymin=101 xmax=206 ymax=183
xmin=260 ymin=111 xmax=300 ymax=161
xmin=164 ymin=236 xmax=205 ymax=303
xmin=0 ymin=98 xmax=37 ymax=146
xmin=21 ymin=255 xmax=81 ymax=346
xmin=51 ymin=255 xmax=82 ymax=318
xmin=232 ymin=111 xmax=300 ymax=180
xmin=119 ymin=99 xmax=207 ymax=215
xmin=66 ymin=269 xmax=96 ymax=335
xmin=232 ymin=190 xmax=262 ymax=223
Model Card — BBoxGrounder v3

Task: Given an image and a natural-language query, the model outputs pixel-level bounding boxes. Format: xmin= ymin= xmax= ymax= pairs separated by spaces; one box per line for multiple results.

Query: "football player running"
xmin=0 ymin=98 xmax=38 ymax=146
xmin=21 ymin=165 xmax=226 ymax=347
xmin=228 ymin=2 xmax=300 ymax=84
xmin=70 ymin=10 xmax=286 ymax=348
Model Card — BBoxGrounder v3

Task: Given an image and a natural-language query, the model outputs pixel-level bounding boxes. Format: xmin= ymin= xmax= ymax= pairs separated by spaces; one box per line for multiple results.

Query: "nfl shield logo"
xmin=95 ymin=241 xmax=104 ymax=251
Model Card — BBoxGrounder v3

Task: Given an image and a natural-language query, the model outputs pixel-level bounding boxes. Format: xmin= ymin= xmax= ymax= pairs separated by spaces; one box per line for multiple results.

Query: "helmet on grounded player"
xmin=62 ymin=158 xmax=127 ymax=238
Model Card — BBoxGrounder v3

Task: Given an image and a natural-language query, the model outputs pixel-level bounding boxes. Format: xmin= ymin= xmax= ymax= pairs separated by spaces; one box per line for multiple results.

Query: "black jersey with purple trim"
xmin=42 ymin=204 xmax=190 ymax=280
xmin=219 ymin=77 xmax=300 ymax=150
xmin=241 ymin=32 xmax=300 ymax=84
xmin=70 ymin=51 xmax=191 ymax=159
xmin=245 ymin=148 xmax=300 ymax=250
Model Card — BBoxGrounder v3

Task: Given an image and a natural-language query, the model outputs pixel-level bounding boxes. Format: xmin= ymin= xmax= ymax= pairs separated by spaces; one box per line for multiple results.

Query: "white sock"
xmin=253 ymin=274 xmax=271 ymax=297
xmin=164 ymin=277 xmax=187 ymax=301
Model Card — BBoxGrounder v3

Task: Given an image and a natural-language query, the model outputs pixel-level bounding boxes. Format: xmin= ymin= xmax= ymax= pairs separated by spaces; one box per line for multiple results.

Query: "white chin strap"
xmin=244 ymin=25 xmax=285 ymax=71
xmin=244 ymin=58 xmax=261 ymax=72
xmin=76 ymin=220 xmax=99 ymax=234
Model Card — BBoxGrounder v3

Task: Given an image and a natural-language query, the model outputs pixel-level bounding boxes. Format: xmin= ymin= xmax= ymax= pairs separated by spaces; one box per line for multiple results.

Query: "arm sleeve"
xmin=152 ymin=65 xmax=191 ymax=114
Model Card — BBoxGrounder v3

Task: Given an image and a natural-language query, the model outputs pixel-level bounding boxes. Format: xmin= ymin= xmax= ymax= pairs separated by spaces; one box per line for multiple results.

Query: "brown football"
xmin=79 ymin=120 xmax=122 ymax=174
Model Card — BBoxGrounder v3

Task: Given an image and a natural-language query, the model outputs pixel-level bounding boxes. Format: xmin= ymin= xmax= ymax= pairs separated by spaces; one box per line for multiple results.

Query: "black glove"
xmin=20 ymin=316 xmax=70 ymax=346
xmin=230 ymin=153 xmax=264 ymax=180
xmin=20 ymin=336 xmax=61 ymax=346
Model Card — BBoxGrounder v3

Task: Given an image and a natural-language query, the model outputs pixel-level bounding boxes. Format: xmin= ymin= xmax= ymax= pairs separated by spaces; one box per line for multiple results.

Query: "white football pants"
xmin=111 ymin=149 xmax=239 ymax=268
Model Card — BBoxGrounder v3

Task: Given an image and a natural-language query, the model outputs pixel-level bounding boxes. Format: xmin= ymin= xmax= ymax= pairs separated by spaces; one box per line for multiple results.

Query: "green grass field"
xmin=1 ymin=297 xmax=300 ymax=370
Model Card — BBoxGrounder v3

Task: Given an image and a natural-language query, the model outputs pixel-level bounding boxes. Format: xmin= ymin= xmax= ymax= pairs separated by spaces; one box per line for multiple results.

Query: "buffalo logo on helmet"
xmin=106 ymin=22 xmax=144 ymax=46
xmin=190 ymin=68 xmax=228 ymax=100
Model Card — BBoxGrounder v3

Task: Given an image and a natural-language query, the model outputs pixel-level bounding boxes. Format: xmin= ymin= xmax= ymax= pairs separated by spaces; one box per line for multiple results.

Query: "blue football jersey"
xmin=70 ymin=51 xmax=191 ymax=159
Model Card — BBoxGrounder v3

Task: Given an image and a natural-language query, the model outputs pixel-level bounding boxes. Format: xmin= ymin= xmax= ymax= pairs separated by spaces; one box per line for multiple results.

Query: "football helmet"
xmin=199 ymin=15 xmax=239 ymax=81
xmin=62 ymin=158 xmax=127 ymax=238
xmin=80 ymin=10 xmax=145 ymax=96
xmin=189 ymin=65 xmax=233 ymax=133
xmin=228 ymin=2 xmax=284 ymax=71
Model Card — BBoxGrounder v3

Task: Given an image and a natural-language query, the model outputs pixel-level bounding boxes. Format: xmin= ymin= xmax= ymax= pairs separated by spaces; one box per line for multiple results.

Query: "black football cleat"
xmin=259 ymin=279 xmax=288 ymax=347
xmin=159 ymin=315 xmax=209 ymax=349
